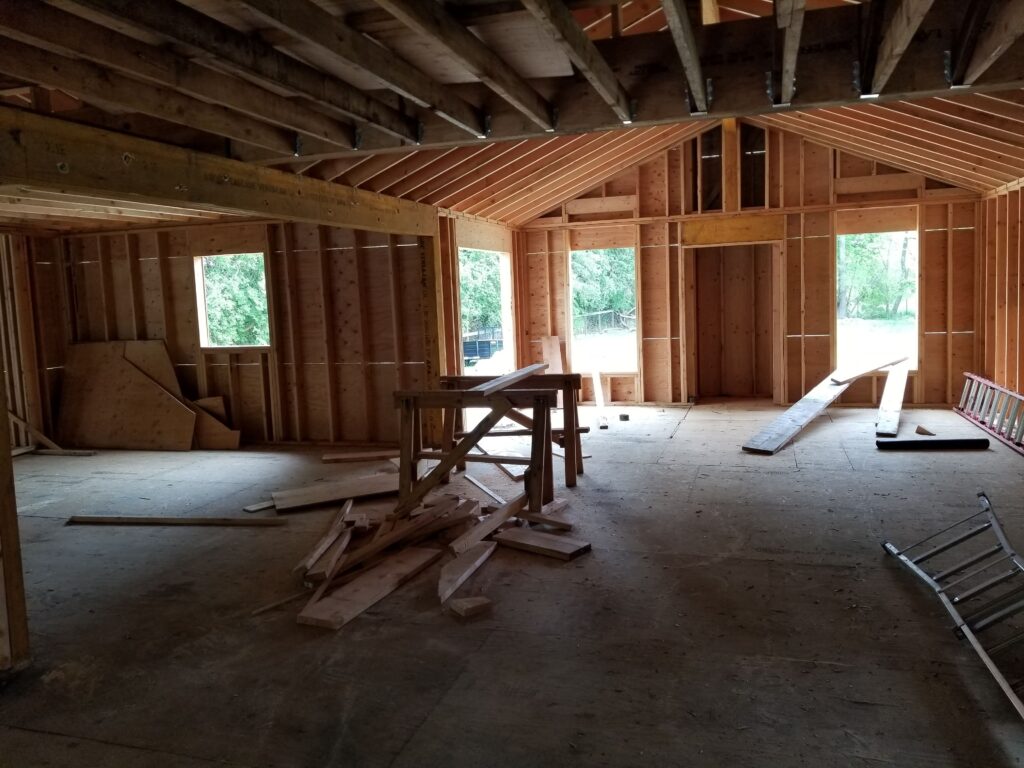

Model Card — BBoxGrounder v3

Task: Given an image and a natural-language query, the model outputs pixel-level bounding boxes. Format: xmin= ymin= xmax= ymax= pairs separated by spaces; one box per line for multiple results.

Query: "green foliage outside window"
xmin=458 ymin=248 xmax=502 ymax=333
xmin=201 ymin=252 xmax=271 ymax=347
xmin=571 ymin=248 xmax=636 ymax=316
xmin=836 ymin=232 xmax=917 ymax=320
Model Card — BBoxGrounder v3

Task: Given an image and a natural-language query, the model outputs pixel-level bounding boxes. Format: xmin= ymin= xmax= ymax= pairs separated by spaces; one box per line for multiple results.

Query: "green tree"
xmin=202 ymin=253 xmax=270 ymax=346
xmin=837 ymin=232 xmax=916 ymax=320
xmin=571 ymin=248 xmax=636 ymax=316
xmin=458 ymin=248 xmax=502 ymax=334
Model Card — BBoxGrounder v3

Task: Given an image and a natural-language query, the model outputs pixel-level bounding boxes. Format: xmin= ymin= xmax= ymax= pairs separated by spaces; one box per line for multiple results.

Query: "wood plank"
xmin=876 ymin=361 xmax=911 ymax=437
xmin=438 ymin=541 xmax=496 ymax=603
xmin=661 ymin=0 xmax=707 ymax=112
xmin=962 ymin=0 xmax=1024 ymax=85
xmin=0 ymin=106 xmax=436 ymax=237
xmin=468 ymin=363 xmax=550 ymax=396
xmin=449 ymin=493 xmax=527 ymax=555
xmin=297 ymin=547 xmax=443 ymax=630
xmin=776 ymin=0 xmax=806 ymax=105
xmin=492 ymin=527 xmax=592 ymax=560
xmin=322 ymin=450 xmax=400 ymax=463
xmin=518 ymin=509 xmax=573 ymax=531
xmin=831 ymin=356 xmax=909 ymax=385
xmin=293 ymin=500 xmax=353 ymax=574
xmin=66 ymin=515 xmax=284 ymax=526
xmin=243 ymin=500 xmax=275 ymax=513
xmin=272 ymin=472 xmax=399 ymax=512
xmin=741 ymin=375 xmax=851 ymax=454
xmin=871 ymin=0 xmax=937 ymax=94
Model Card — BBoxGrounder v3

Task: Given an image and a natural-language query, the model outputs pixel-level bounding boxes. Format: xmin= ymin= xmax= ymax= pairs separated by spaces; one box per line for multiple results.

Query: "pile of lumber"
xmin=269 ymin=482 xmax=588 ymax=630
xmin=58 ymin=341 xmax=239 ymax=450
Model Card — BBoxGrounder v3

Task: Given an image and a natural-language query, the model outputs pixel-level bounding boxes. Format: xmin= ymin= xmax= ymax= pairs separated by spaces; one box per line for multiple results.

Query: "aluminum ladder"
xmin=956 ymin=373 xmax=1024 ymax=457
xmin=884 ymin=493 xmax=1024 ymax=720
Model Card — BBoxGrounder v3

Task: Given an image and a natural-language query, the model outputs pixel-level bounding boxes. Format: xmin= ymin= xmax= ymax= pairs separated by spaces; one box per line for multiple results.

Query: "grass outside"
xmin=837 ymin=316 xmax=918 ymax=370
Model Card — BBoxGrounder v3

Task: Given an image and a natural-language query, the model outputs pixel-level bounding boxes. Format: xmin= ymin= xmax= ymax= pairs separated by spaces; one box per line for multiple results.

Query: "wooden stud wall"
xmin=22 ymin=221 xmax=437 ymax=445
xmin=979 ymin=191 xmax=1024 ymax=394
xmin=514 ymin=125 xmax=980 ymax=405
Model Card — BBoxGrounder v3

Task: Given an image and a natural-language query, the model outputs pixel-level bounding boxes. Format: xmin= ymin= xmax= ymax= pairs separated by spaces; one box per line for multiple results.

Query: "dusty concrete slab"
xmin=1 ymin=403 xmax=1023 ymax=767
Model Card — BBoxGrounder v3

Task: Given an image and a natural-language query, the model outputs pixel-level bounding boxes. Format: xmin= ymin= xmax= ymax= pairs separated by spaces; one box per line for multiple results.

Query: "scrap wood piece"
xmin=519 ymin=509 xmax=573 ymax=531
xmin=916 ymin=425 xmax=936 ymax=436
xmin=58 ymin=342 xmax=196 ymax=451
xmin=323 ymin=449 xmax=400 ymax=463
xmin=293 ymin=500 xmax=354 ymax=573
xmin=438 ymin=541 xmax=496 ymax=603
xmin=7 ymin=411 xmax=60 ymax=450
xmin=448 ymin=596 xmax=491 ymax=618
xmin=243 ymin=500 xmax=275 ymax=513
xmin=876 ymin=361 xmax=911 ymax=437
xmin=492 ymin=528 xmax=591 ymax=560
xmin=66 ymin=515 xmax=285 ymax=526
xmin=876 ymin=438 xmax=990 ymax=451
xmin=297 ymin=547 xmax=443 ymax=630
xmin=464 ymin=474 xmax=505 ymax=504
xmin=472 ymin=444 xmax=527 ymax=481
xmin=33 ymin=448 xmax=95 ymax=457
xmin=272 ymin=471 xmax=399 ymax=511
xmin=830 ymin=356 xmax=908 ymax=386
xmin=467 ymin=363 xmax=548 ymax=397
xmin=448 ymin=493 xmax=527 ymax=555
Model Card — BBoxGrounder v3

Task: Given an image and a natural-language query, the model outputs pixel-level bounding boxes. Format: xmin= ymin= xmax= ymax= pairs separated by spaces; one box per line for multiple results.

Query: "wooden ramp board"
xmin=741 ymin=376 xmax=850 ymax=455
xmin=438 ymin=541 xmax=496 ymax=603
xmin=297 ymin=547 xmax=443 ymax=630
xmin=876 ymin=362 xmax=911 ymax=437
xmin=830 ymin=356 xmax=908 ymax=385
xmin=272 ymin=472 xmax=399 ymax=511
xmin=492 ymin=528 xmax=591 ymax=560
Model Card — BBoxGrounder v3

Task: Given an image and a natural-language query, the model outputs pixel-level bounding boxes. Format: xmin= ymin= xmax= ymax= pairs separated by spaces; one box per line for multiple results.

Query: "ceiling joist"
xmin=871 ymin=0 xmax=936 ymax=94
xmin=961 ymin=0 xmax=1024 ymax=85
xmin=661 ymin=0 xmax=708 ymax=113
xmin=776 ymin=0 xmax=806 ymax=105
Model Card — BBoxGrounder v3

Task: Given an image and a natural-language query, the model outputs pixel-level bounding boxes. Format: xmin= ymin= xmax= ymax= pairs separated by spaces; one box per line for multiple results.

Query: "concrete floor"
xmin=1 ymin=402 xmax=1023 ymax=767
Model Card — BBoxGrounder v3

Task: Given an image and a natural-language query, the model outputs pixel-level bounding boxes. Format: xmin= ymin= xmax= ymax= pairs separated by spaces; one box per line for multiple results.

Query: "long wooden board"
xmin=492 ymin=528 xmax=591 ymax=560
xmin=66 ymin=515 xmax=284 ymax=526
xmin=743 ymin=358 xmax=908 ymax=455
xmin=272 ymin=472 xmax=399 ymax=511
xmin=297 ymin=547 xmax=442 ymax=630
xmin=322 ymin=450 xmax=400 ymax=463
xmin=876 ymin=362 xmax=911 ymax=437
xmin=468 ymin=363 xmax=548 ymax=396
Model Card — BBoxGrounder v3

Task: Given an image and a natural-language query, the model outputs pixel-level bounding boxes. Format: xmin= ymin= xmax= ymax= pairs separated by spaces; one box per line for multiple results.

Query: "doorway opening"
xmin=694 ymin=244 xmax=775 ymax=398
xmin=836 ymin=229 xmax=919 ymax=370
xmin=569 ymin=247 xmax=638 ymax=374
xmin=458 ymin=247 xmax=515 ymax=375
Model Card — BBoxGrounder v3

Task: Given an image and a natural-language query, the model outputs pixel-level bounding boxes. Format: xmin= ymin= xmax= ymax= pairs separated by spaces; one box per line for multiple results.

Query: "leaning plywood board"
xmin=438 ymin=541 xmax=496 ymax=603
xmin=193 ymin=406 xmax=241 ymax=450
xmin=297 ymin=547 xmax=442 ymax=630
xmin=272 ymin=472 xmax=399 ymax=511
xmin=58 ymin=343 xmax=195 ymax=450
xmin=743 ymin=358 xmax=907 ymax=455
xmin=493 ymin=528 xmax=591 ymax=560
xmin=194 ymin=396 xmax=228 ymax=422
xmin=123 ymin=340 xmax=183 ymax=398
xmin=876 ymin=362 xmax=911 ymax=437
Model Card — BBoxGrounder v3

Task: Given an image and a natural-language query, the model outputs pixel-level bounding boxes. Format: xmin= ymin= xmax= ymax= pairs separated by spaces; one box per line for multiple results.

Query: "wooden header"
xmin=680 ymin=214 xmax=785 ymax=246
xmin=0 ymin=106 xmax=437 ymax=237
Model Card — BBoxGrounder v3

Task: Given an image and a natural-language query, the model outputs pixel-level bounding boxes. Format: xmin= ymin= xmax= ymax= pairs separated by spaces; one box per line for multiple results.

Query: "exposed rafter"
xmin=962 ymin=0 xmax=1024 ymax=85
xmin=519 ymin=0 xmax=633 ymax=124
xmin=55 ymin=0 xmax=420 ymax=144
xmin=660 ymin=0 xmax=708 ymax=113
xmin=0 ymin=1 xmax=356 ymax=151
xmin=372 ymin=0 xmax=555 ymax=131
xmin=871 ymin=0 xmax=936 ymax=94
xmin=776 ymin=0 xmax=807 ymax=105
xmin=235 ymin=0 xmax=487 ymax=138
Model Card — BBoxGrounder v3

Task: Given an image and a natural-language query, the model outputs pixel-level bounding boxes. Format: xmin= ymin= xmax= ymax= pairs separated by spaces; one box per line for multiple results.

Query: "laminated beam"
xmin=0 ymin=106 xmax=437 ymax=236
xmin=962 ymin=0 xmax=1024 ymax=85
xmin=235 ymin=0 xmax=486 ymax=138
xmin=56 ymin=0 xmax=420 ymax=144
xmin=373 ymin=0 xmax=554 ymax=131
xmin=520 ymin=0 xmax=633 ymax=124
xmin=871 ymin=0 xmax=936 ymax=94
xmin=661 ymin=0 xmax=708 ymax=112
xmin=0 ymin=0 xmax=356 ymax=150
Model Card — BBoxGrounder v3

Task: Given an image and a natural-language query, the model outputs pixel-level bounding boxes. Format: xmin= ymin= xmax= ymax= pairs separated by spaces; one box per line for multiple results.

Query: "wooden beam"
xmin=871 ymin=0 xmax=936 ymax=94
xmin=775 ymin=0 xmax=806 ymax=105
xmin=235 ymin=0 xmax=486 ymax=138
xmin=59 ymin=0 xmax=419 ymax=144
xmin=519 ymin=0 xmax=633 ymax=124
xmin=0 ymin=1 xmax=356 ymax=150
xmin=0 ymin=335 xmax=28 ymax=673
xmin=661 ymin=0 xmax=708 ymax=112
xmin=468 ymin=364 xmax=549 ymax=396
xmin=0 ymin=106 xmax=437 ymax=236
xmin=0 ymin=37 xmax=297 ymax=154
xmin=962 ymin=0 xmax=1024 ymax=85
xmin=372 ymin=0 xmax=554 ymax=131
